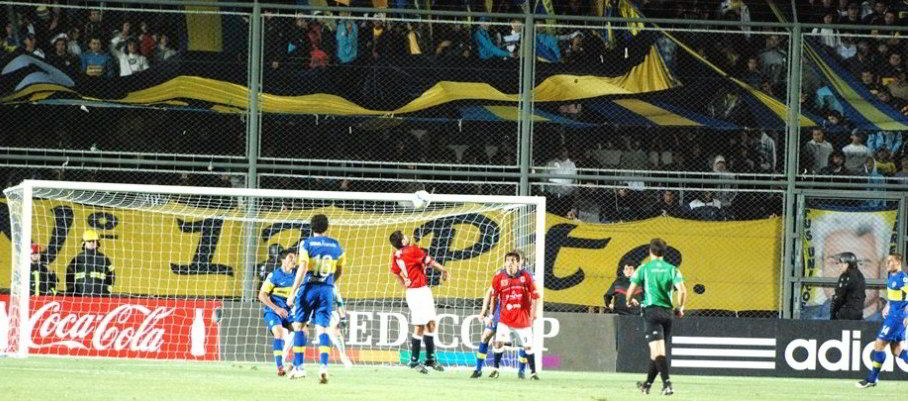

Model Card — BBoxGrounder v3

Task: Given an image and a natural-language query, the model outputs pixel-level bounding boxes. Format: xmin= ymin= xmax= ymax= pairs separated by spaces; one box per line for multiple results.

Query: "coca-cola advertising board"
xmin=1 ymin=294 xmax=221 ymax=360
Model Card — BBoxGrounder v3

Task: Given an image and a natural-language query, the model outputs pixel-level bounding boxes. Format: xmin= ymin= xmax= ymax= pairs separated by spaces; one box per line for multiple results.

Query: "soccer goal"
xmin=2 ymin=180 xmax=545 ymax=371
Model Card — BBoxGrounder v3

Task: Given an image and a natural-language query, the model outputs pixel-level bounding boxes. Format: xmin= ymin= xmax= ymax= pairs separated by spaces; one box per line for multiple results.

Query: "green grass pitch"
xmin=1 ymin=357 xmax=906 ymax=401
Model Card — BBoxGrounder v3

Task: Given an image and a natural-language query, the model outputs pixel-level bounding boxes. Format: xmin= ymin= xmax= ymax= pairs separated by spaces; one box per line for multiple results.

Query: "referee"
xmin=626 ymin=238 xmax=687 ymax=396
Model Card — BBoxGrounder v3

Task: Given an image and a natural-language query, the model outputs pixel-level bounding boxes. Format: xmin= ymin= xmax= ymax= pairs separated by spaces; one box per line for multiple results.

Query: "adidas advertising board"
xmin=616 ymin=316 xmax=908 ymax=379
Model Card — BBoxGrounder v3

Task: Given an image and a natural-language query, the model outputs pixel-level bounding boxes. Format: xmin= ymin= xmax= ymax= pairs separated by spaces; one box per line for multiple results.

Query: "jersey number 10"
xmin=311 ymin=255 xmax=336 ymax=279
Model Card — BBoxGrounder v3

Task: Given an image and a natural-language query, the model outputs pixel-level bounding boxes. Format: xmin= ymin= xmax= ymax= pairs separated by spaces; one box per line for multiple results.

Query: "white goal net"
xmin=2 ymin=180 xmax=544 ymax=371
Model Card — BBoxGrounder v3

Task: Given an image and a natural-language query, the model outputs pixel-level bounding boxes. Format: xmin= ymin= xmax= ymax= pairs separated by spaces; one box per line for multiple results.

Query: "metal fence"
xmin=1 ymin=0 xmax=907 ymax=318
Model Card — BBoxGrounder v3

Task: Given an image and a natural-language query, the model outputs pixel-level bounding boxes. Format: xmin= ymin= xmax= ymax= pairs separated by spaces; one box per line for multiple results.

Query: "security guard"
xmin=30 ymin=242 xmax=59 ymax=295
xmin=830 ymin=252 xmax=866 ymax=320
xmin=66 ymin=230 xmax=115 ymax=296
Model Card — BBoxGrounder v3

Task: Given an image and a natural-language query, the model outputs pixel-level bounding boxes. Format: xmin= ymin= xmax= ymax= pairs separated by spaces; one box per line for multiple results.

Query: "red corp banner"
xmin=1 ymin=295 xmax=221 ymax=360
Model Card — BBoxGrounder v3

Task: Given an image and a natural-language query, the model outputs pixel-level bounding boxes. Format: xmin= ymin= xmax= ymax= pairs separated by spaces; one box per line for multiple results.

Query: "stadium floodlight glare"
xmin=2 ymin=180 xmax=545 ymax=372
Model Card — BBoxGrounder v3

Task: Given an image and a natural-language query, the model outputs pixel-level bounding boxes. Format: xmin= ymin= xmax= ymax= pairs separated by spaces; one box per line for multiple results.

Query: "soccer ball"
xmin=411 ymin=190 xmax=431 ymax=209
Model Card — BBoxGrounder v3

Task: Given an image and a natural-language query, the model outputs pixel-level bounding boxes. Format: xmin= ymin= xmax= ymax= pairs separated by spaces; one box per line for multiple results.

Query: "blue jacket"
xmin=473 ymin=28 xmax=510 ymax=60
xmin=336 ymin=21 xmax=358 ymax=64
xmin=80 ymin=51 xmax=114 ymax=77
xmin=535 ymin=33 xmax=561 ymax=63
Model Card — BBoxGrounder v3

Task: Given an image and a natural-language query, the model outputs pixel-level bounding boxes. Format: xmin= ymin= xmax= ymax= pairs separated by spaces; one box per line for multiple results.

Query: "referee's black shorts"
xmin=642 ymin=306 xmax=673 ymax=342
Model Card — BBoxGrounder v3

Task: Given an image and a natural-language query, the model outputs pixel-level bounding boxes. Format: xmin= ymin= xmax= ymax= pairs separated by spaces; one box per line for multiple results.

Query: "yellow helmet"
xmin=82 ymin=230 xmax=100 ymax=242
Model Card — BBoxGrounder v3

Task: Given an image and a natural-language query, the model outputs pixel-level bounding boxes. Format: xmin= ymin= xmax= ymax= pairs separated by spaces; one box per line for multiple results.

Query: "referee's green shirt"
xmin=630 ymin=259 xmax=683 ymax=309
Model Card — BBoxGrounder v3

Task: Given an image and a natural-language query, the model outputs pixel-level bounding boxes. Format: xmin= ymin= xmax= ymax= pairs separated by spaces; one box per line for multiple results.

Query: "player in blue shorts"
xmin=470 ymin=285 xmax=499 ymax=378
xmin=471 ymin=252 xmax=532 ymax=379
xmin=858 ymin=253 xmax=908 ymax=388
xmin=258 ymin=248 xmax=298 ymax=376
xmin=287 ymin=214 xmax=346 ymax=384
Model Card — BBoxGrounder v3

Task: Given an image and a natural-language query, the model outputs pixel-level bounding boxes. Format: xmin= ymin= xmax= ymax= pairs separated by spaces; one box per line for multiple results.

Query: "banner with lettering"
xmin=0 ymin=294 xmax=221 ymax=359
xmin=800 ymin=208 xmax=898 ymax=320
xmin=0 ymin=200 xmax=515 ymax=299
xmin=2 ymin=200 xmax=781 ymax=310
xmin=543 ymin=214 xmax=782 ymax=311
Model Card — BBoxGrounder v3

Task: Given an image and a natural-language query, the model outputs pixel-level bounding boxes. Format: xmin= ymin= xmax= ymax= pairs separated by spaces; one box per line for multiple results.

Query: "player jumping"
xmin=389 ymin=230 xmax=449 ymax=373
xmin=857 ymin=253 xmax=908 ymax=388
xmin=487 ymin=250 xmax=540 ymax=380
xmin=287 ymin=214 xmax=346 ymax=384
xmin=626 ymin=238 xmax=686 ymax=396
xmin=258 ymin=248 xmax=298 ymax=376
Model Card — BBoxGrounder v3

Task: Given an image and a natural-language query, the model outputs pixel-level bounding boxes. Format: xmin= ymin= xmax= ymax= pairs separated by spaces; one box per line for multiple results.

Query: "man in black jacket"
xmin=604 ymin=264 xmax=644 ymax=315
xmin=30 ymin=242 xmax=58 ymax=295
xmin=66 ymin=230 xmax=115 ymax=296
xmin=831 ymin=252 xmax=866 ymax=320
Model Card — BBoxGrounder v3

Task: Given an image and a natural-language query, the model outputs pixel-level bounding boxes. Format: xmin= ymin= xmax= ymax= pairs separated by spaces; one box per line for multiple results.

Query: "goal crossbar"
xmin=10 ymin=180 xmax=545 ymax=206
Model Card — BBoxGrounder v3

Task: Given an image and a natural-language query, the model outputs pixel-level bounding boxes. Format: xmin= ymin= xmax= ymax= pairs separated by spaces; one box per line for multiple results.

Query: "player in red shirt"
xmin=488 ymin=250 xmax=540 ymax=380
xmin=389 ymin=230 xmax=449 ymax=373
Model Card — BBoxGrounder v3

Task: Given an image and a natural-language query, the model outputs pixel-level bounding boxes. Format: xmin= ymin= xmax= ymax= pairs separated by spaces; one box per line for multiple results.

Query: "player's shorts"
xmin=485 ymin=308 xmax=501 ymax=331
xmin=494 ymin=322 xmax=533 ymax=348
xmin=876 ymin=312 xmax=907 ymax=342
xmin=642 ymin=306 xmax=673 ymax=342
xmin=405 ymin=286 xmax=437 ymax=325
xmin=263 ymin=309 xmax=292 ymax=333
xmin=292 ymin=283 xmax=334 ymax=327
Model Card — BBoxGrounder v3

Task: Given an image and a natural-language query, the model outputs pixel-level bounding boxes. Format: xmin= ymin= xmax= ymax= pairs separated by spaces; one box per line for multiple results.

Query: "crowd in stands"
xmin=2 ymin=6 xmax=178 ymax=77
xmin=792 ymin=1 xmax=908 ymax=181
xmin=3 ymin=1 xmax=907 ymax=226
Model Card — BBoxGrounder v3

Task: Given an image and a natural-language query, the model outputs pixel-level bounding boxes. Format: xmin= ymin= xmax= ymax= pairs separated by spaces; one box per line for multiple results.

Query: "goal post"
xmin=2 ymin=180 xmax=545 ymax=371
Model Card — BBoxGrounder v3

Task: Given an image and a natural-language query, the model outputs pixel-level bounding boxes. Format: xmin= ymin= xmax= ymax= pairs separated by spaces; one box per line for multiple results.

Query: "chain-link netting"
xmin=0 ymin=165 xmax=245 ymax=197
xmin=0 ymin=5 xmax=249 ymax=155
xmin=798 ymin=30 xmax=907 ymax=187
xmin=258 ymin=173 xmax=517 ymax=196
xmin=797 ymin=195 xmax=902 ymax=321
xmin=531 ymin=23 xmax=789 ymax=182
xmin=5 ymin=0 xmax=907 ymax=323
xmin=529 ymin=182 xmax=783 ymax=317
xmin=258 ymin=13 xmax=521 ymax=171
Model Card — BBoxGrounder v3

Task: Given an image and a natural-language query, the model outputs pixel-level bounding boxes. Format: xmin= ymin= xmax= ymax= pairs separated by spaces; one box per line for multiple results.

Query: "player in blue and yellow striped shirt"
xmin=287 ymin=214 xmax=346 ymax=384
xmin=258 ymin=248 xmax=298 ymax=376
xmin=858 ymin=253 xmax=908 ymax=388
